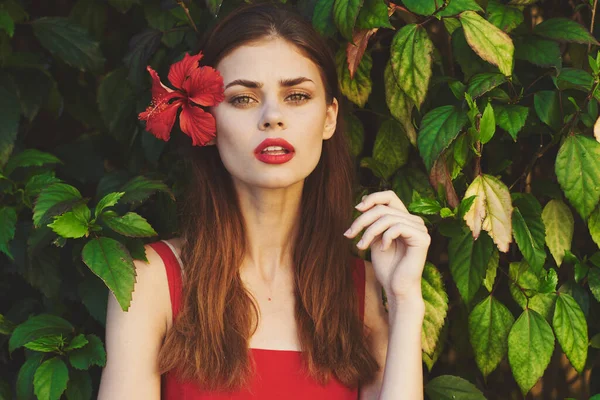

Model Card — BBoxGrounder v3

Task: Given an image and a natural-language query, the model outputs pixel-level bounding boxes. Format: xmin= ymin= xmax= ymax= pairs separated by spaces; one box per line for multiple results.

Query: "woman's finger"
xmin=380 ymin=222 xmax=431 ymax=251
xmin=356 ymin=215 xmax=427 ymax=250
xmin=345 ymin=205 xmax=427 ymax=238
xmin=355 ymin=190 xmax=408 ymax=213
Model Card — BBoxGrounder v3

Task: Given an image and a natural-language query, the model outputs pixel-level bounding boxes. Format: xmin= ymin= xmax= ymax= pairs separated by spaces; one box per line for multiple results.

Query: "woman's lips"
xmin=254 ymin=151 xmax=295 ymax=164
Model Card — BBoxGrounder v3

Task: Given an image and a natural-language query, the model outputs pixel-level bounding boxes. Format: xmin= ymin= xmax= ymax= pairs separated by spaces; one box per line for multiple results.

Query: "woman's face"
xmin=209 ymin=37 xmax=338 ymax=190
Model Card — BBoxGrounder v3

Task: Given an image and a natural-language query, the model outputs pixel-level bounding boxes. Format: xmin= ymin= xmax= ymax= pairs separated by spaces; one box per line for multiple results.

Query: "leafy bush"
xmin=1 ymin=0 xmax=600 ymax=399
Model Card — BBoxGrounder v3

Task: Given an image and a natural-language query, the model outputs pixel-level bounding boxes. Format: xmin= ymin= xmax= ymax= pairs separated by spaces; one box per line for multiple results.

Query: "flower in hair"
xmin=138 ymin=52 xmax=225 ymax=146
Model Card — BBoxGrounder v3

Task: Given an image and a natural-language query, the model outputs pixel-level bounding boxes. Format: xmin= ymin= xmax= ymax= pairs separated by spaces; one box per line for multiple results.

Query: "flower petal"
xmin=182 ymin=66 xmax=225 ymax=107
xmin=168 ymin=52 xmax=204 ymax=90
xmin=147 ymin=66 xmax=173 ymax=101
xmin=179 ymin=103 xmax=217 ymax=146
xmin=139 ymin=97 xmax=183 ymax=141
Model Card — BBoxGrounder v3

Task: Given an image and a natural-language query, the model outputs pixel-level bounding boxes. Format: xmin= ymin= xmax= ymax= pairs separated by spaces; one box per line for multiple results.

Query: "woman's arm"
xmin=359 ymin=260 xmax=425 ymax=400
xmin=97 ymin=245 xmax=171 ymax=400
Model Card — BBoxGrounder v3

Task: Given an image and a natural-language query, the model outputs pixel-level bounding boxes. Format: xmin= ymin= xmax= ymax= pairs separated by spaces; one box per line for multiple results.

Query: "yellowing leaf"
xmin=464 ymin=174 xmax=513 ymax=252
xmin=460 ymin=11 xmax=515 ymax=76
xmin=541 ymin=199 xmax=574 ymax=266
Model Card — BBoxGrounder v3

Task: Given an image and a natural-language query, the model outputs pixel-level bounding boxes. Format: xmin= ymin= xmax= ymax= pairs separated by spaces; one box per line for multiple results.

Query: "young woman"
xmin=98 ymin=3 xmax=429 ymax=399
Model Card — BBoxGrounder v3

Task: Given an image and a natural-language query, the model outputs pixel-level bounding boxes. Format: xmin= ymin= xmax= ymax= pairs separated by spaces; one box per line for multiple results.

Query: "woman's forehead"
xmin=216 ymin=38 xmax=322 ymax=87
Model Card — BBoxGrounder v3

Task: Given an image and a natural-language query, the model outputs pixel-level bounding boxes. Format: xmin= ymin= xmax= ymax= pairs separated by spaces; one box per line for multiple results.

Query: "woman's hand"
xmin=344 ymin=190 xmax=431 ymax=303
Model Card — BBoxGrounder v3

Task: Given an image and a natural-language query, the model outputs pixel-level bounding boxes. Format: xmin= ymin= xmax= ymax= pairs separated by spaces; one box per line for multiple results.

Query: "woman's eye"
xmin=229 ymin=92 xmax=311 ymax=107
xmin=230 ymin=96 xmax=256 ymax=106
xmin=287 ymin=92 xmax=311 ymax=103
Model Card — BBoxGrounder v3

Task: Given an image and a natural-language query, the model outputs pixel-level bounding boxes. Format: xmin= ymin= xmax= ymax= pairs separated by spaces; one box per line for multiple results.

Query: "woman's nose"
xmin=258 ymin=100 xmax=286 ymax=130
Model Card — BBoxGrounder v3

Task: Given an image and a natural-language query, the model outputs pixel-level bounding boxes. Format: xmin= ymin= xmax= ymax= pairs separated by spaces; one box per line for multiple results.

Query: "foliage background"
xmin=1 ymin=0 xmax=600 ymax=399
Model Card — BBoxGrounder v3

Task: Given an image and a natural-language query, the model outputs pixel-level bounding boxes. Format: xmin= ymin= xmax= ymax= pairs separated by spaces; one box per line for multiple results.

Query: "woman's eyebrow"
xmin=224 ymin=77 xmax=314 ymax=89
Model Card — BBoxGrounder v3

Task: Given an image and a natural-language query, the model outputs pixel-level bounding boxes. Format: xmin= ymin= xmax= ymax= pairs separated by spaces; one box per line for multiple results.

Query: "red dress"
xmin=149 ymin=240 xmax=366 ymax=400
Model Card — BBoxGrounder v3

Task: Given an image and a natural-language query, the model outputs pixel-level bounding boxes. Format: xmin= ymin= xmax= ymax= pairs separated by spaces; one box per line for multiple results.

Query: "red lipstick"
xmin=254 ymin=138 xmax=295 ymax=164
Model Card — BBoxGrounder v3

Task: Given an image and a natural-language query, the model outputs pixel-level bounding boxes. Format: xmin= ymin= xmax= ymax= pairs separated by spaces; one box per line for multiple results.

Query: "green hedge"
xmin=1 ymin=0 xmax=599 ymax=399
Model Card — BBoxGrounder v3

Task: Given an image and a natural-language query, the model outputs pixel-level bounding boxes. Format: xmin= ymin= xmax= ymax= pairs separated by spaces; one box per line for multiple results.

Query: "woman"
xmin=98 ymin=3 xmax=429 ymax=399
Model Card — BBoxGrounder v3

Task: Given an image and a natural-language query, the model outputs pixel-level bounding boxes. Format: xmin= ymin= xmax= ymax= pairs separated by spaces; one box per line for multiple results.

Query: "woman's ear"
xmin=322 ymin=97 xmax=339 ymax=140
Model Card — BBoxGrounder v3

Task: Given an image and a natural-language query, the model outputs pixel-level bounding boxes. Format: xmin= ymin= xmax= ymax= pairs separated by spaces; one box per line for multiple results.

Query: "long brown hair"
xmin=158 ymin=2 xmax=380 ymax=392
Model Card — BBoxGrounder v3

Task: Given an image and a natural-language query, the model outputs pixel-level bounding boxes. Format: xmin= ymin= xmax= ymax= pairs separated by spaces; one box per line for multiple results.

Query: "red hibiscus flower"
xmin=138 ymin=52 xmax=225 ymax=146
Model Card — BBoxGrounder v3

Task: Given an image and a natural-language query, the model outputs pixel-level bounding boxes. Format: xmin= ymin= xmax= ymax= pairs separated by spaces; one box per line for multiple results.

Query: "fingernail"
xmin=355 ymin=202 xmax=364 ymax=209
xmin=343 ymin=228 xmax=352 ymax=236
xmin=357 ymin=239 xmax=364 ymax=247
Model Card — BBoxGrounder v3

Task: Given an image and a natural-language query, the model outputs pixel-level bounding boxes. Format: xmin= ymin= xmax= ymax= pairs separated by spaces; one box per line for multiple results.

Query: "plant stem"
xmin=590 ymin=0 xmax=598 ymax=53
xmin=177 ymin=0 xmax=198 ymax=33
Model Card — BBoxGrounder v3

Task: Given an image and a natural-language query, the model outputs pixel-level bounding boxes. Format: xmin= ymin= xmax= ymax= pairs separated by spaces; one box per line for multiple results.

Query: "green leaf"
xmin=460 ymin=10 xmax=514 ymax=76
xmin=469 ymin=296 xmax=515 ymax=378
xmin=333 ymin=0 xmax=364 ymax=42
xmin=448 ymin=228 xmax=495 ymax=304
xmin=33 ymin=183 xmax=83 ymax=228
xmin=336 ymin=48 xmax=372 ymax=107
xmin=466 ymin=72 xmax=506 ymax=99
xmin=392 ymin=167 xmax=435 ymax=206
xmin=589 ymin=205 xmax=600 ymax=248
xmin=373 ymin=119 xmax=409 ymax=174
xmin=68 ymin=334 xmax=106 ymax=370
xmin=355 ymin=0 xmax=392 ymax=29
xmin=0 ymin=314 xmax=15 ymax=335
xmin=118 ymin=176 xmax=173 ymax=204
xmin=33 ymin=357 xmax=69 ymax=400
xmin=97 ymin=67 xmax=137 ymax=139
xmin=534 ymin=91 xmax=562 ymax=130
xmin=64 ymin=370 xmax=92 ymax=400
xmin=479 ymin=102 xmax=495 ymax=144
xmin=508 ymin=309 xmax=555 ymax=396
xmin=533 ymin=18 xmax=599 ymax=46
xmin=452 ymin=28 xmax=492 ymax=80
xmin=108 ymin=0 xmax=140 ymax=13
xmin=437 ymin=0 xmax=482 ymax=17
xmin=4 ymin=149 xmax=61 ymax=176
xmin=345 ymin=112 xmax=364 ymax=157
xmin=541 ymin=199 xmax=574 ymax=266
xmin=555 ymin=135 xmax=600 ymax=220
xmin=64 ymin=334 xmax=88 ymax=351
xmin=0 ymin=206 xmax=16 ymax=259
xmin=24 ymin=172 xmax=62 ymax=201
xmin=16 ymin=353 xmax=44 ymax=400
xmin=529 ymin=292 xmax=558 ymax=322
xmin=31 ymin=17 xmax=105 ymax=73
xmin=0 ymin=9 xmax=14 ymax=37
xmin=205 ymin=0 xmax=223 ymax=18
xmin=401 ymin=0 xmax=435 ymax=16
xmin=389 ymin=24 xmax=433 ymax=110
xmin=555 ymin=68 xmax=594 ymax=92
xmin=0 ymin=73 xmax=20 ymax=167
xmin=514 ymin=36 xmax=562 ymax=69
xmin=312 ymin=0 xmax=336 ymax=37
xmin=463 ymin=174 xmax=514 ymax=252
xmin=384 ymin=62 xmax=417 ymax=146
xmin=418 ymin=105 xmax=468 ymax=171
xmin=409 ymin=197 xmax=442 ymax=215
xmin=9 ymin=314 xmax=73 ymax=353
xmin=424 ymin=375 xmax=487 ymax=400
xmin=512 ymin=194 xmax=546 ymax=274
xmin=589 ymin=267 xmax=600 ymax=302
xmin=81 ymin=237 xmax=136 ymax=311
xmin=486 ymin=0 xmax=523 ymax=33
xmin=123 ymin=29 xmax=162 ymax=87
xmin=94 ymin=192 xmax=125 ymax=219
xmin=69 ymin=0 xmax=108 ymax=41
xmin=553 ymin=293 xmax=588 ymax=373
xmin=101 ymin=211 xmax=157 ymax=237
xmin=23 ymin=335 xmax=65 ymax=352
xmin=359 ymin=157 xmax=394 ymax=180
xmin=483 ymin=248 xmax=499 ymax=292
xmin=48 ymin=203 xmax=91 ymax=239
xmin=421 ymin=262 xmax=449 ymax=356
xmin=493 ymin=105 xmax=529 ymax=140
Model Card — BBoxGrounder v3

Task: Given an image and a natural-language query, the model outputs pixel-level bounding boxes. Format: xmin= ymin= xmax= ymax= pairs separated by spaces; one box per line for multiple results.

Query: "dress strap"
xmin=148 ymin=241 xmax=183 ymax=321
xmin=352 ymin=257 xmax=366 ymax=322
